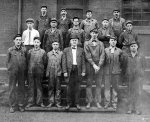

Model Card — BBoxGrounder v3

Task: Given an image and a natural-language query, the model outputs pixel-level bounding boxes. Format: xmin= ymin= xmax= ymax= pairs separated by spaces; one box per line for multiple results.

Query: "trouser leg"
xmin=9 ymin=71 xmax=17 ymax=107
xmin=28 ymin=73 xmax=35 ymax=104
xmin=55 ymin=76 xmax=61 ymax=105
xmin=17 ymin=70 xmax=25 ymax=106
xmin=48 ymin=76 xmax=55 ymax=104
xmin=94 ymin=70 xmax=102 ymax=103
xmin=35 ymin=74 xmax=43 ymax=105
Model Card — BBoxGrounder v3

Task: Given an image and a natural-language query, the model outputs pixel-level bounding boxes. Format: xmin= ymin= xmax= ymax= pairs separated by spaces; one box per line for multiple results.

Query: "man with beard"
xmin=35 ymin=6 xmax=51 ymax=48
xmin=58 ymin=8 xmax=72 ymax=48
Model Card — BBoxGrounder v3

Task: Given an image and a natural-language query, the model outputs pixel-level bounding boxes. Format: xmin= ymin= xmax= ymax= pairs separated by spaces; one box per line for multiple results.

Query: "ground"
xmin=0 ymin=107 xmax=150 ymax=122
xmin=1 ymin=83 xmax=150 ymax=122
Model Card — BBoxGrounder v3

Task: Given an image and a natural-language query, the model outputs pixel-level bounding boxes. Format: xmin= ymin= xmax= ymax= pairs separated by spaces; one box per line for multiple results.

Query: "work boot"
xmin=65 ymin=105 xmax=70 ymax=110
xmin=18 ymin=106 xmax=25 ymax=112
xmin=56 ymin=104 xmax=62 ymax=108
xmin=47 ymin=103 xmax=53 ymax=108
xmin=9 ymin=107 xmax=15 ymax=113
xmin=76 ymin=104 xmax=81 ymax=110
xmin=86 ymin=103 xmax=91 ymax=109
xmin=96 ymin=103 xmax=102 ymax=109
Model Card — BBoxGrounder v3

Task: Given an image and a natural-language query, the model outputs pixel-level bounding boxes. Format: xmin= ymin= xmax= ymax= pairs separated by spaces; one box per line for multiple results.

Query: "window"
xmin=122 ymin=0 xmax=150 ymax=26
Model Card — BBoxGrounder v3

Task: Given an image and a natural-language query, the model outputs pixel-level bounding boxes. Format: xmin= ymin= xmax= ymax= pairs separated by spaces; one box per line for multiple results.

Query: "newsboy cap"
xmin=26 ymin=18 xmax=34 ymax=23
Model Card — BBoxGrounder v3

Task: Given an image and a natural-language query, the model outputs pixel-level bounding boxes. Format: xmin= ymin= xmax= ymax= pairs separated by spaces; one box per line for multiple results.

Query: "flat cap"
xmin=26 ymin=18 xmax=34 ymax=23
xmin=51 ymin=18 xmax=57 ymax=22
xmin=126 ymin=20 xmax=133 ymax=25
xmin=90 ymin=28 xmax=98 ymax=33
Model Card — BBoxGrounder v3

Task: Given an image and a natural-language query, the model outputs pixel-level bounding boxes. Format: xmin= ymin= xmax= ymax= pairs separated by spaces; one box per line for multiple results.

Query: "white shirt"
xmin=22 ymin=28 xmax=39 ymax=45
xmin=71 ymin=47 xmax=77 ymax=65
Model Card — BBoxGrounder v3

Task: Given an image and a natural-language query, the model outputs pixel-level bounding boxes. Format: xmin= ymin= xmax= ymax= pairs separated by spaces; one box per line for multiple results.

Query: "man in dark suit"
xmin=62 ymin=37 xmax=86 ymax=110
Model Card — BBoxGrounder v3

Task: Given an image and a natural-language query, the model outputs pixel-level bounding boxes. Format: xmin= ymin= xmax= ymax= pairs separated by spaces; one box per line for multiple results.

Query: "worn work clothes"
xmin=22 ymin=28 xmax=40 ymax=45
xmin=109 ymin=17 xmax=125 ymax=39
xmin=67 ymin=65 xmax=81 ymax=105
xmin=35 ymin=15 xmax=51 ymax=48
xmin=119 ymin=30 xmax=139 ymax=53
xmin=84 ymin=40 xmax=105 ymax=67
xmin=104 ymin=47 xmax=123 ymax=106
xmin=125 ymin=52 xmax=145 ymax=112
xmin=84 ymin=40 xmax=105 ymax=103
xmin=66 ymin=27 xmax=85 ymax=47
xmin=46 ymin=50 xmax=63 ymax=105
xmin=98 ymin=27 xmax=114 ymax=48
xmin=27 ymin=48 xmax=47 ymax=105
xmin=7 ymin=46 xmax=27 ymax=107
xmin=43 ymin=28 xmax=63 ymax=52
xmin=58 ymin=18 xmax=72 ymax=48
xmin=80 ymin=18 xmax=99 ymax=41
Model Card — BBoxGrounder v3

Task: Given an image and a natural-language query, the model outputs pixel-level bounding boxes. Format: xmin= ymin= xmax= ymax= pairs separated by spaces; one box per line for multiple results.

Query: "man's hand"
xmin=81 ymin=72 xmax=86 ymax=77
xmin=64 ymin=73 xmax=68 ymax=77
xmin=93 ymin=64 xmax=100 ymax=73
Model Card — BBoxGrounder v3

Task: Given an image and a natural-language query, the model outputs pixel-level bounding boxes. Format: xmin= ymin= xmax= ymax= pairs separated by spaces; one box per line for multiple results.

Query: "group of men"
xmin=7 ymin=5 xmax=145 ymax=115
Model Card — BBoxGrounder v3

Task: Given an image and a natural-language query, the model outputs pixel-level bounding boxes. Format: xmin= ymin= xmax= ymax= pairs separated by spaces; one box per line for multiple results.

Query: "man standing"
xmin=66 ymin=17 xmax=85 ymax=48
xmin=62 ymin=37 xmax=86 ymax=110
xmin=7 ymin=34 xmax=27 ymax=113
xmin=58 ymin=8 xmax=72 ymax=48
xmin=98 ymin=18 xmax=114 ymax=48
xmin=22 ymin=18 xmax=40 ymax=51
xmin=84 ymin=29 xmax=105 ymax=109
xmin=35 ymin=6 xmax=51 ymax=48
xmin=43 ymin=18 xmax=63 ymax=53
xmin=109 ymin=9 xmax=125 ymax=48
xmin=80 ymin=10 xmax=99 ymax=42
xmin=119 ymin=20 xmax=139 ymax=54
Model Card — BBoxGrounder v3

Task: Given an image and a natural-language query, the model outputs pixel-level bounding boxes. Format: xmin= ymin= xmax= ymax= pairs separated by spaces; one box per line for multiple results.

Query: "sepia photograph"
xmin=0 ymin=0 xmax=150 ymax=122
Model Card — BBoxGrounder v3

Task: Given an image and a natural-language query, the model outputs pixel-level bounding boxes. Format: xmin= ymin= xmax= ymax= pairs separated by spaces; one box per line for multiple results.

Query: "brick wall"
xmin=88 ymin=0 xmax=122 ymax=25
xmin=22 ymin=0 xmax=57 ymax=31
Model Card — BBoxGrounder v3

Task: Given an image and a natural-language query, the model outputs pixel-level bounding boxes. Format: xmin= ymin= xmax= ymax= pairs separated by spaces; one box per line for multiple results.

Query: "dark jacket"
xmin=104 ymin=47 xmax=123 ymax=75
xmin=43 ymin=28 xmax=63 ymax=52
xmin=35 ymin=15 xmax=51 ymax=31
xmin=6 ymin=46 xmax=27 ymax=72
xmin=62 ymin=47 xmax=86 ymax=82
xmin=84 ymin=39 xmax=105 ymax=67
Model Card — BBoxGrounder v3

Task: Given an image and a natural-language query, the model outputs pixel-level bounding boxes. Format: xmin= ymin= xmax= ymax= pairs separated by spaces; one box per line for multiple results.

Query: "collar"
xmin=61 ymin=15 xmax=66 ymax=20
xmin=50 ymin=28 xmax=57 ymax=32
xmin=40 ymin=14 xmax=48 ymax=18
xmin=102 ymin=27 xmax=108 ymax=30
xmin=108 ymin=46 xmax=117 ymax=50
xmin=129 ymin=51 xmax=139 ymax=57
xmin=71 ymin=46 xmax=77 ymax=49
xmin=14 ymin=45 xmax=22 ymax=50
xmin=52 ymin=49 xmax=59 ymax=54
xmin=33 ymin=47 xmax=40 ymax=51
xmin=85 ymin=18 xmax=93 ymax=22
xmin=126 ymin=29 xmax=133 ymax=34
xmin=73 ymin=26 xmax=80 ymax=30
xmin=90 ymin=38 xmax=98 ymax=43
xmin=113 ymin=17 xmax=120 ymax=21
xmin=27 ymin=28 xmax=33 ymax=31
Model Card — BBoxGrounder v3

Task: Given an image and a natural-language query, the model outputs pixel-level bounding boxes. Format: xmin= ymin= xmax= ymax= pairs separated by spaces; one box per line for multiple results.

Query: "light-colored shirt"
xmin=22 ymin=28 xmax=39 ymax=45
xmin=71 ymin=46 xmax=77 ymax=65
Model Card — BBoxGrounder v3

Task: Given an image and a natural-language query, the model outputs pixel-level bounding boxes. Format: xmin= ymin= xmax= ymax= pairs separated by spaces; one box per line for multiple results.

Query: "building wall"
xmin=88 ymin=0 xmax=122 ymax=25
xmin=21 ymin=0 xmax=57 ymax=31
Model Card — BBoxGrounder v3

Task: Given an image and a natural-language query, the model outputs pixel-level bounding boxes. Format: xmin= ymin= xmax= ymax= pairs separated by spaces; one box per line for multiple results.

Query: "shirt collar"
xmin=85 ymin=18 xmax=93 ymax=22
xmin=71 ymin=46 xmax=77 ymax=49
xmin=108 ymin=46 xmax=117 ymax=50
xmin=13 ymin=45 xmax=22 ymax=50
